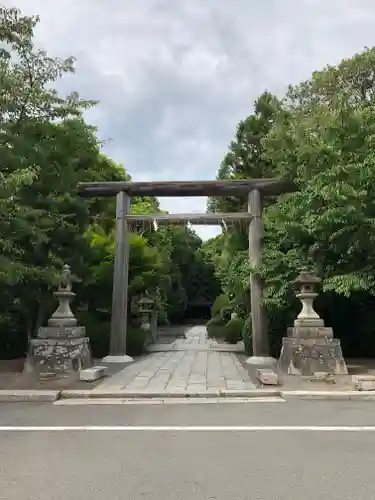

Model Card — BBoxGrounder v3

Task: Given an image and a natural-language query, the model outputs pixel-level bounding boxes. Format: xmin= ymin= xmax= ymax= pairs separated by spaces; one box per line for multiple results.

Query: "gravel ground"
xmin=238 ymin=354 xmax=375 ymax=390
xmin=0 ymin=357 xmax=145 ymax=390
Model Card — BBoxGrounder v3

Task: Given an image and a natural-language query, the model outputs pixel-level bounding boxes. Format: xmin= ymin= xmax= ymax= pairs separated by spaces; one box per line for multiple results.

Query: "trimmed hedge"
xmin=0 ymin=327 xmax=28 ymax=360
xmin=224 ymin=316 xmax=244 ymax=344
xmin=206 ymin=314 xmax=245 ymax=344
xmin=206 ymin=314 xmax=226 ymax=339
xmin=211 ymin=294 xmax=230 ymax=318
xmin=76 ymin=312 xmax=147 ymax=358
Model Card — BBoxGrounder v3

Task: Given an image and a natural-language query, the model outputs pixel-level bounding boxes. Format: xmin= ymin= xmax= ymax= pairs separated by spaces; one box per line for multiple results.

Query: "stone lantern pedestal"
xmin=28 ymin=265 xmax=92 ymax=375
xmin=278 ymin=268 xmax=347 ymax=376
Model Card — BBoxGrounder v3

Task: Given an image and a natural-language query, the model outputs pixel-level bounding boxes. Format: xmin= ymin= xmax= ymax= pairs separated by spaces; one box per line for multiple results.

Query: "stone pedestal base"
xmin=278 ymin=337 xmax=347 ymax=376
xmin=101 ymin=355 xmax=133 ymax=364
xmin=245 ymin=356 xmax=277 ymax=369
xmin=28 ymin=337 xmax=92 ymax=374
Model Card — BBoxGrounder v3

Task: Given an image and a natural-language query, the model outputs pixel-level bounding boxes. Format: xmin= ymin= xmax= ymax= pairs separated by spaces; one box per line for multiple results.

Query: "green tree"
xmin=209 ymin=47 xmax=375 ymax=356
xmin=0 ymin=5 xmax=232 ymax=360
xmin=208 ymin=91 xmax=281 ymax=214
xmin=262 ymin=47 xmax=375 ymax=302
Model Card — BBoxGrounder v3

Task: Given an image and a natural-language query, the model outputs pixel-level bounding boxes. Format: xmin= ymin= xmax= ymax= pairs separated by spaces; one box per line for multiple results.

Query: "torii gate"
xmin=78 ymin=179 xmax=295 ymax=365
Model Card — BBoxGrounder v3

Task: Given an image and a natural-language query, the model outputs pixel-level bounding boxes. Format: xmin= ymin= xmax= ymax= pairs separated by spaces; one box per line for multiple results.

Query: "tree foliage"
xmin=206 ymin=47 xmax=375 ymax=356
xmin=0 ymin=6 xmax=219 ymax=359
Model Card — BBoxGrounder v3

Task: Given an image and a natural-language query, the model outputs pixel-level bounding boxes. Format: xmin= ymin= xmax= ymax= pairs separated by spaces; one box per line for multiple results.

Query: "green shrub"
xmin=206 ymin=315 xmax=226 ymax=339
xmin=126 ymin=327 xmax=147 ymax=356
xmin=224 ymin=316 xmax=244 ymax=344
xmin=0 ymin=328 xmax=28 ymax=360
xmin=220 ymin=304 xmax=234 ymax=322
xmin=78 ymin=312 xmax=147 ymax=359
xmin=211 ymin=294 xmax=230 ymax=318
xmin=242 ymin=317 xmax=252 ymax=355
xmin=83 ymin=321 xmax=110 ymax=359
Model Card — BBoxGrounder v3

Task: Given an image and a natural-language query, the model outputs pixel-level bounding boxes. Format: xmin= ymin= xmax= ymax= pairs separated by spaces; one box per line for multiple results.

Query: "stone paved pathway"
xmin=95 ymin=326 xmax=255 ymax=393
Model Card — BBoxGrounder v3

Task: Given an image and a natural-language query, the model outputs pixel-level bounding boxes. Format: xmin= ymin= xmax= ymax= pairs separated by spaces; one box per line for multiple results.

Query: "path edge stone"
xmin=60 ymin=389 xmax=282 ymax=399
xmin=0 ymin=390 xmax=60 ymax=402
xmin=280 ymin=390 xmax=375 ymax=401
xmin=3 ymin=388 xmax=375 ymax=402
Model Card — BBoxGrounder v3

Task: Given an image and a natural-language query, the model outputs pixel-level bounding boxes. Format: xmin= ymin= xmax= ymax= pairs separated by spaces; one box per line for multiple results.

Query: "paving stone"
xmin=94 ymin=326 xmax=252 ymax=395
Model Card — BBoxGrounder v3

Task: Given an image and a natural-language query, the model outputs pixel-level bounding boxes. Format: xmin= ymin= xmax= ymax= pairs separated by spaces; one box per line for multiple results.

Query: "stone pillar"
xmin=28 ymin=265 xmax=92 ymax=375
xmin=104 ymin=191 xmax=133 ymax=363
xmin=278 ymin=268 xmax=347 ymax=375
xmin=245 ymin=189 xmax=275 ymax=368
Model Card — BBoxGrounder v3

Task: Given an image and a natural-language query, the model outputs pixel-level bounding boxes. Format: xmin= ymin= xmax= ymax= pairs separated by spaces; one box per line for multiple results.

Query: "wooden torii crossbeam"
xmin=78 ymin=178 xmax=294 ymax=197
xmin=77 ymin=178 xmax=296 ymax=365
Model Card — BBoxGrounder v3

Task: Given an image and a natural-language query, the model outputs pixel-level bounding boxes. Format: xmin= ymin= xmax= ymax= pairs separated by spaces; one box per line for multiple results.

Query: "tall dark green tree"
xmin=208 ymin=47 xmax=375 ymax=356
xmin=208 ymin=91 xmax=281 ymax=214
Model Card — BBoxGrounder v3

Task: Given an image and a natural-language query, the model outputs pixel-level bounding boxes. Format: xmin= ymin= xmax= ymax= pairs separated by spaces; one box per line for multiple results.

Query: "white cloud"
xmin=3 ymin=0 xmax=375 ymax=238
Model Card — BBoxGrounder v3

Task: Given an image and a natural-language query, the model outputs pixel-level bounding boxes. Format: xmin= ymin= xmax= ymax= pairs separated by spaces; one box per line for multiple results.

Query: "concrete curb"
xmin=0 ymin=390 xmax=60 ymax=403
xmin=3 ymin=388 xmax=375 ymax=403
xmin=280 ymin=390 xmax=375 ymax=401
xmin=59 ymin=389 xmax=281 ymax=399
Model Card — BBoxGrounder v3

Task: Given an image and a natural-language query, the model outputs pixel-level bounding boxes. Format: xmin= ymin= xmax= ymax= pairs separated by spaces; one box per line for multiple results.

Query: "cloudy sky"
xmin=4 ymin=0 xmax=375 ymax=238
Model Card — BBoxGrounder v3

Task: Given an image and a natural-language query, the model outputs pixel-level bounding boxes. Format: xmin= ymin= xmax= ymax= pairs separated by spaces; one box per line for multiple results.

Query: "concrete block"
xmin=80 ymin=365 xmax=107 ymax=382
xmin=353 ymin=375 xmax=375 ymax=391
xmin=256 ymin=368 xmax=280 ymax=386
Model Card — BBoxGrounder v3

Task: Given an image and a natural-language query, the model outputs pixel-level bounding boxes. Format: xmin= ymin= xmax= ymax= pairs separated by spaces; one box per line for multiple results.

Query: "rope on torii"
xmin=123 ymin=212 xmax=254 ymax=226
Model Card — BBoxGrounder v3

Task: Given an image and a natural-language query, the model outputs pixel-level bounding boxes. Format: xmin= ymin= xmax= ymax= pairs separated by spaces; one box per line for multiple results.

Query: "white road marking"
xmin=1 ymin=425 xmax=375 ymax=432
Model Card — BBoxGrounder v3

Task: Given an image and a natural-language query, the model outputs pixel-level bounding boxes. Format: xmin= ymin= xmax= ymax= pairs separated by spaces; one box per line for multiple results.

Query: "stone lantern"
xmin=278 ymin=267 xmax=347 ymax=376
xmin=28 ymin=264 xmax=92 ymax=376
xmin=48 ymin=265 xmax=78 ymax=327
xmin=293 ymin=267 xmax=323 ymax=327
xmin=138 ymin=294 xmax=153 ymax=329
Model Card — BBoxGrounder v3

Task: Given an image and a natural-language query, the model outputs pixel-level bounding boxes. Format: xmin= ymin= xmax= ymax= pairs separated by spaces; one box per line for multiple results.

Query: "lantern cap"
xmin=293 ymin=267 xmax=321 ymax=286
xmin=139 ymin=295 xmax=154 ymax=304
xmin=138 ymin=294 xmax=155 ymax=311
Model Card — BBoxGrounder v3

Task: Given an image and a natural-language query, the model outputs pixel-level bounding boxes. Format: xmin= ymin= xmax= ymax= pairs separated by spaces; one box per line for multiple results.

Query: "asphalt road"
xmin=1 ymin=401 xmax=375 ymax=499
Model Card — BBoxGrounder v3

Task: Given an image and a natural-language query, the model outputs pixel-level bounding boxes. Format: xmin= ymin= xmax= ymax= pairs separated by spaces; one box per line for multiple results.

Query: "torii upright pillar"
xmin=246 ymin=188 xmax=276 ymax=367
xmin=102 ymin=190 xmax=133 ymax=363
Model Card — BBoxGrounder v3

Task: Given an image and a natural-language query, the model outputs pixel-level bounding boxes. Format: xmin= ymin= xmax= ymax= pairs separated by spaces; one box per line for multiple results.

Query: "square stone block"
xmin=80 ymin=366 xmax=107 ymax=382
xmin=353 ymin=375 xmax=375 ymax=391
xmin=293 ymin=318 xmax=325 ymax=328
xmin=37 ymin=325 xmax=86 ymax=339
xmin=256 ymin=369 xmax=280 ymax=386
xmin=287 ymin=326 xmax=333 ymax=339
